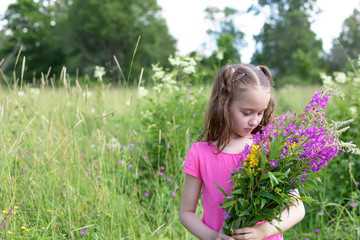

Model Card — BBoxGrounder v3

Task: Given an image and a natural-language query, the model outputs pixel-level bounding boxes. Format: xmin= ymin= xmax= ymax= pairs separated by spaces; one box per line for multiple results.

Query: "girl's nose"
xmin=249 ymin=119 xmax=257 ymax=126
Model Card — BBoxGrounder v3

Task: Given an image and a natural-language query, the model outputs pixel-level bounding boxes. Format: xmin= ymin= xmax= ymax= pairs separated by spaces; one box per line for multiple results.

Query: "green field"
xmin=0 ymin=81 xmax=358 ymax=239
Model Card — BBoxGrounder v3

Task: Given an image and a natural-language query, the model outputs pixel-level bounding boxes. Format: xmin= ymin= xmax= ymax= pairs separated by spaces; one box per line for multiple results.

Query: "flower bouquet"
xmin=217 ymin=89 xmax=360 ymax=235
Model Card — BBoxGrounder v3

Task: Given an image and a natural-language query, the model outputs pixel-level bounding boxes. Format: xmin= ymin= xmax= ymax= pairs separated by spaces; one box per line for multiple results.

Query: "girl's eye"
xmin=242 ymin=112 xmax=251 ymax=116
xmin=258 ymin=112 xmax=264 ymax=116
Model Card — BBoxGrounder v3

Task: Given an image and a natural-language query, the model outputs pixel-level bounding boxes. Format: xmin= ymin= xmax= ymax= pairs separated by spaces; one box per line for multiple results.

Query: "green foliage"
xmin=137 ymin=56 xmax=209 ymax=176
xmin=251 ymin=0 xmax=325 ymax=85
xmin=0 ymin=0 xmax=176 ymax=84
xmin=204 ymin=7 xmax=245 ymax=66
xmin=327 ymin=9 xmax=360 ymax=72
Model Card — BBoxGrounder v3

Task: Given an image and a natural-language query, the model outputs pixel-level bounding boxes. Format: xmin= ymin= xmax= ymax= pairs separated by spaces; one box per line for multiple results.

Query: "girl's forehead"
xmin=233 ymin=87 xmax=271 ymax=109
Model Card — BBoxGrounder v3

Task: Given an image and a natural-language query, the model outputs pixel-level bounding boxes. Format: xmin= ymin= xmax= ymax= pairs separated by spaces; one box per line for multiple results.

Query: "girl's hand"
xmin=214 ymin=223 xmax=235 ymax=240
xmin=232 ymin=225 xmax=265 ymax=240
xmin=214 ymin=228 xmax=235 ymax=240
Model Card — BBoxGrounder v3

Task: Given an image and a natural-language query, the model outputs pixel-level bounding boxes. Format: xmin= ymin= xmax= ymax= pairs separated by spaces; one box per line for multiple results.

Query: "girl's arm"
xmin=179 ymin=174 xmax=234 ymax=240
xmin=232 ymin=190 xmax=305 ymax=240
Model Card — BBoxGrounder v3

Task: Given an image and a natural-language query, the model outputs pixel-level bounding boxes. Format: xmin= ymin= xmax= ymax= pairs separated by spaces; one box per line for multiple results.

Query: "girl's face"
xmin=229 ymin=86 xmax=271 ymax=139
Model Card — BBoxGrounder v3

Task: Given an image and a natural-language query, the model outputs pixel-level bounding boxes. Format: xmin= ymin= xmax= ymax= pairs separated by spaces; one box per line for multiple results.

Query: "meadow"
xmin=0 ymin=59 xmax=359 ymax=239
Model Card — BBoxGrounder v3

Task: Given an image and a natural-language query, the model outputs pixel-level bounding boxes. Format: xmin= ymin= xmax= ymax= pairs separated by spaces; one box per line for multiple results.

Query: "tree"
xmin=327 ymin=9 xmax=360 ymax=72
xmin=63 ymin=0 xmax=176 ymax=83
xmin=0 ymin=0 xmax=65 ymax=80
xmin=204 ymin=7 xmax=245 ymax=66
xmin=250 ymin=0 xmax=324 ymax=85
xmin=0 ymin=0 xmax=176 ymax=84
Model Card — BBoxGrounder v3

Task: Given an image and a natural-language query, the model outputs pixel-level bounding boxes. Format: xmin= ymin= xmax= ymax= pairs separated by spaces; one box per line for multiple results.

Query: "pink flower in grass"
xmin=315 ymin=229 xmax=320 ymax=232
xmin=350 ymin=202 xmax=358 ymax=207
xmin=80 ymin=230 xmax=87 ymax=234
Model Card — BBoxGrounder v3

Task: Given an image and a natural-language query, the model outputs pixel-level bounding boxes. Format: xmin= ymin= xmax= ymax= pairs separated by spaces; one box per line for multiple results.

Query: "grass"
xmin=0 ymin=81 xmax=357 ymax=239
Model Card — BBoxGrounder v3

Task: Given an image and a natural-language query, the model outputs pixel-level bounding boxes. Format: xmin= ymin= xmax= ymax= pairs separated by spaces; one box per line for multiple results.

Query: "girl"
xmin=179 ymin=64 xmax=305 ymax=240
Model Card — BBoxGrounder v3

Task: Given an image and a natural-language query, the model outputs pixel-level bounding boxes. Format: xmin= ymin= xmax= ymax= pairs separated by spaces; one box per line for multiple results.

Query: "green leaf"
xmin=214 ymin=183 xmax=229 ymax=197
xmin=242 ymin=167 xmax=254 ymax=189
xmin=259 ymin=141 xmax=267 ymax=170
xmin=261 ymin=198 xmax=267 ymax=209
xmin=240 ymin=210 xmax=250 ymax=217
xmin=256 ymin=191 xmax=282 ymax=204
xmin=268 ymin=171 xmax=279 ymax=188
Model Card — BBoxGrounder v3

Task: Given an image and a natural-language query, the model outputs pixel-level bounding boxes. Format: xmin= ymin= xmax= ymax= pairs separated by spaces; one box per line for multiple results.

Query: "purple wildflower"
xmin=144 ymin=192 xmax=149 ymax=196
xmin=80 ymin=230 xmax=87 ymax=234
xmin=224 ymin=211 xmax=231 ymax=219
xmin=317 ymin=211 xmax=323 ymax=215
xmin=172 ymin=192 xmax=177 ymax=197
xmin=158 ymin=172 xmax=164 ymax=176
xmin=350 ymin=202 xmax=358 ymax=207
xmin=167 ymin=178 xmax=172 ymax=182
xmin=315 ymin=229 xmax=321 ymax=232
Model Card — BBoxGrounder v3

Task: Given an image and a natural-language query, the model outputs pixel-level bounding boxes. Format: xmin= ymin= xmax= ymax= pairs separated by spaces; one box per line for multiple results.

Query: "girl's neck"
xmin=214 ymin=135 xmax=253 ymax=154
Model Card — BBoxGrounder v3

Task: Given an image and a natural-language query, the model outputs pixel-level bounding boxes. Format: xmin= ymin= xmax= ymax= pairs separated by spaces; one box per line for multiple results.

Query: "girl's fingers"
xmin=233 ymin=227 xmax=252 ymax=235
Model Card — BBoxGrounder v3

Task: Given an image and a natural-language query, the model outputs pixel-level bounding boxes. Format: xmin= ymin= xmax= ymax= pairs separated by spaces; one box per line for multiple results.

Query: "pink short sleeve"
xmin=183 ymin=143 xmax=202 ymax=180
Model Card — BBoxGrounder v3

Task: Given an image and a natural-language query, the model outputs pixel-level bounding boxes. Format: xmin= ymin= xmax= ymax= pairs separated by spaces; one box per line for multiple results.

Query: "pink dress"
xmin=183 ymin=142 xmax=283 ymax=240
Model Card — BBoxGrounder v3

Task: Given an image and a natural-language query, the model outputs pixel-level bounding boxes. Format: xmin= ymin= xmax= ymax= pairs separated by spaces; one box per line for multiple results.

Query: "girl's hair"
xmin=197 ymin=63 xmax=275 ymax=152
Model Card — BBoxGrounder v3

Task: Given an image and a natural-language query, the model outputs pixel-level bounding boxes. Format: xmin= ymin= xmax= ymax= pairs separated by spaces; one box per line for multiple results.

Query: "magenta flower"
xmin=133 ymin=187 xmax=138 ymax=191
xmin=350 ymin=202 xmax=358 ymax=207
xmin=317 ymin=211 xmax=323 ymax=215
xmin=315 ymin=229 xmax=320 ymax=232
xmin=85 ymin=171 xmax=90 ymax=175
xmin=158 ymin=172 xmax=164 ymax=176
xmin=172 ymin=192 xmax=177 ymax=197
xmin=81 ymin=152 xmax=84 ymax=157
xmin=176 ymin=185 xmax=180 ymax=189
xmin=142 ymin=156 xmax=148 ymax=159
xmin=20 ymin=155 xmax=25 ymax=159
xmin=160 ymin=166 xmax=165 ymax=170
xmin=144 ymin=192 xmax=149 ymax=196
xmin=27 ymin=153 xmax=32 ymax=157
xmin=119 ymin=160 xmax=124 ymax=164
xmin=80 ymin=230 xmax=87 ymax=234
xmin=167 ymin=178 xmax=172 ymax=182
xmin=355 ymin=181 xmax=359 ymax=185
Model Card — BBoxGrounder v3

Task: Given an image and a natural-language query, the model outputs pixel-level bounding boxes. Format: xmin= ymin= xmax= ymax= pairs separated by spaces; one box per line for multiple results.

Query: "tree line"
xmin=0 ymin=0 xmax=359 ymax=86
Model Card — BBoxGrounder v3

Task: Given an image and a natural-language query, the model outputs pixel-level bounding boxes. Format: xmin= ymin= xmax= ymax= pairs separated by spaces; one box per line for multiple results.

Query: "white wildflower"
xmin=126 ymin=100 xmax=131 ymax=106
xmin=94 ymin=66 xmax=106 ymax=81
xmin=334 ymin=72 xmax=347 ymax=84
xmin=17 ymin=91 xmax=25 ymax=97
xmin=183 ymin=65 xmax=196 ymax=74
xmin=138 ymin=86 xmax=148 ymax=97
xmin=320 ymin=73 xmax=335 ymax=88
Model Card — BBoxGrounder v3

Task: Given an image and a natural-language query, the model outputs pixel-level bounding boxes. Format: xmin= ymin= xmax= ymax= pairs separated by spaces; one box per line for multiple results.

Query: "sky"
xmin=1 ymin=0 xmax=359 ymax=62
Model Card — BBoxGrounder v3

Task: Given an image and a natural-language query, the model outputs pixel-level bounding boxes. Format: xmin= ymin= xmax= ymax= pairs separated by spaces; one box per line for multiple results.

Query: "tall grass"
xmin=0 ymin=66 xmax=358 ymax=239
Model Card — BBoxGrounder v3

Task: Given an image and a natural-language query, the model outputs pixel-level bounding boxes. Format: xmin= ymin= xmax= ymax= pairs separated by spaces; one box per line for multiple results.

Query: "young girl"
xmin=179 ymin=64 xmax=305 ymax=240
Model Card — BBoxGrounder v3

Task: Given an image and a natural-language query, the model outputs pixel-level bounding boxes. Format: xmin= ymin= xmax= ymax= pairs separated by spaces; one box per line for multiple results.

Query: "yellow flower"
xmin=8 ymin=231 xmax=13 ymax=234
xmin=42 ymin=227 xmax=46 ymax=230
xmin=284 ymin=142 xmax=288 ymax=146
xmin=14 ymin=206 xmax=19 ymax=210
xmin=291 ymin=142 xmax=296 ymax=148
xmin=3 ymin=210 xmax=8 ymax=214
xmin=47 ymin=209 xmax=51 ymax=212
